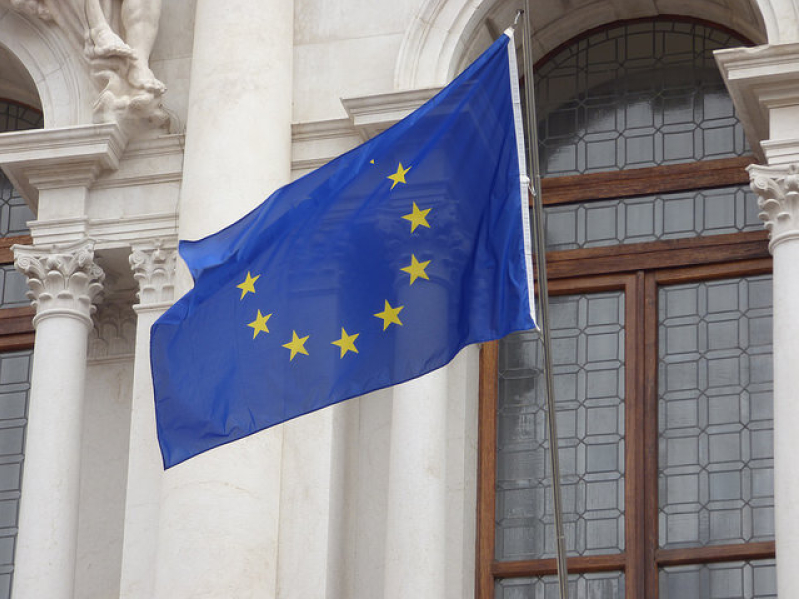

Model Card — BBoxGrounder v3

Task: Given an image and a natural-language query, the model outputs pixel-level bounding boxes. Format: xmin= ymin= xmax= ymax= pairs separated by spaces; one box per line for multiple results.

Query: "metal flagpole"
xmin=516 ymin=6 xmax=571 ymax=598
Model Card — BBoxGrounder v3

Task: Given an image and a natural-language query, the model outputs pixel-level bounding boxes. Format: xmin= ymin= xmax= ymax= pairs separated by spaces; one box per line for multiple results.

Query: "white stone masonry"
xmin=11 ymin=240 xmax=104 ymax=599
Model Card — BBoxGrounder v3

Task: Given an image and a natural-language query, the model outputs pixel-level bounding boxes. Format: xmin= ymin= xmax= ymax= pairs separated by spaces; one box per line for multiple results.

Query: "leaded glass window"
xmin=660 ymin=560 xmax=776 ymax=598
xmin=0 ymin=99 xmax=40 ymax=599
xmin=658 ymin=276 xmax=773 ymax=549
xmin=497 ymin=292 xmax=625 ymax=561
xmin=479 ymin=17 xmax=774 ymax=599
xmin=535 ymin=21 xmax=747 ymax=178
xmin=497 ymin=572 xmax=625 ymax=599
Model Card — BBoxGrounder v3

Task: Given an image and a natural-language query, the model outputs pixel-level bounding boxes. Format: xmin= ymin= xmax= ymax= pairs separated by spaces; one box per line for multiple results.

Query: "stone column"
xmin=11 ymin=241 xmax=104 ymax=599
xmin=383 ymin=369 xmax=449 ymax=599
xmin=154 ymin=1 xmax=294 ymax=597
xmin=119 ymin=241 xmax=176 ymax=599
xmin=750 ymin=164 xmax=799 ymax=598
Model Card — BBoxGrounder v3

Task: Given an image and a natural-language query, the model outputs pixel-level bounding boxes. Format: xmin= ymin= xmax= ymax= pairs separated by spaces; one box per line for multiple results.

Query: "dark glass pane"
xmin=496 ymin=572 xmax=625 ymax=599
xmin=0 ymin=101 xmax=42 ymax=239
xmin=535 ymin=21 xmax=748 ymax=177
xmin=660 ymin=560 xmax=776 ymax=599
xmin=658 ymin=276 xmax=774 ymax=549
xmin=496 ymin=292 xmax=625 ymax=560
xmin=542 ymin=185 xmax=761 ymax=251
xmin=0 ymin=349 xmax=32 ymax=588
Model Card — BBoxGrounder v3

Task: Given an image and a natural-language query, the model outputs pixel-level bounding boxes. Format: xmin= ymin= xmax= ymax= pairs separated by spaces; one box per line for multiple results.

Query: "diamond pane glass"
xmin=535 ymin=21 xmax=748 ymax=177
xmin=496 ymin=571 xmax=625 ymax=599
xmin=658 ymin=275 xmax=774 ymax=549
xmin=0 ymin=267 xmax=30 ymax=309
xmin=660 ymin=560 xmax=776 ymax=599
xmin=543 ymin=185 xmax=761 ymax=251
xmin=0 ymin=350 xmax=32 ymax=593
xmin=496 ymin=292 xmax=625 ymax=560
xmin=0 ymin=100 xmax=41 ymax=239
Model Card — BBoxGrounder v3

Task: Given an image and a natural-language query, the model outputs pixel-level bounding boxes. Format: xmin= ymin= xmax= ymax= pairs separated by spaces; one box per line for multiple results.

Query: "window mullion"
xmin=625 ymin=272 xmax=648 ymax=599
xmin=643 ymin=271 xmax=661 ymax=598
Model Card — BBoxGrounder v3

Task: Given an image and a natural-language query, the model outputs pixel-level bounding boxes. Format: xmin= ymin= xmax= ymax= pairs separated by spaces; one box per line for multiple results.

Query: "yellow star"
xmin=387 ymin=162 xmax=411 ymax=190
xmin=283 ymin=331 xmax=310 ymax=361
xmin=401 ymin=255 xmax=431 ymax=285
xmin=331 ymin=328 xmax=359 ymax=358
xmin=402 ymin=202 xmax=431 ymax=232
xmin=247 ymin=310 xmax=272 ymax=339
xmin=236 ymin=271 xmax=260 ymax=300
xmin=374 ymin=300 xmax=404 ymax=330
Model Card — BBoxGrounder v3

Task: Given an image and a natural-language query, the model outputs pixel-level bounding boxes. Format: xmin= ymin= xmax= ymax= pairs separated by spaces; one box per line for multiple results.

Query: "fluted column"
xmin=119 ymin=241 xmax=176 ymax=599
xmin=11 ymin=241 xmax=104 ymax=599
xmin=154 ymin=1 xmax=294 ymax=597
xmin=750 ymin=163 xmax=799 ymax=598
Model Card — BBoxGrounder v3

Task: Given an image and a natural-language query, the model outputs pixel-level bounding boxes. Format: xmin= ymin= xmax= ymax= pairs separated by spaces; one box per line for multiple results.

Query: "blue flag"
xmin=151 ymin=32 xmax=536 ymax=468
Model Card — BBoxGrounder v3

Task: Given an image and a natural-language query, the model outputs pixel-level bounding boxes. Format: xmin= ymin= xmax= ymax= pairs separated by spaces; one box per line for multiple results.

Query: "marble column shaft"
xmin=154 ymin=1 xmax=294 ymax=597
xmin=11 ymin=241 xmax=104 ymax=599
xmin=750 ymin=163 xmax=799 ymax=598
xmin=119 ymin=242 xmax=176 ymax=599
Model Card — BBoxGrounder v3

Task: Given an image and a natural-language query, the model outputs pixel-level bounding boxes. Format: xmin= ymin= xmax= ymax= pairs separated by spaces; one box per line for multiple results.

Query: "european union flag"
xmin=151 ymin=32 xmax=536 ymax=468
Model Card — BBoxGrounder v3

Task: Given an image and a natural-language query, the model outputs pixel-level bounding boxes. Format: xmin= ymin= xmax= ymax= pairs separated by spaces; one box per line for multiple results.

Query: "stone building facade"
xmin=0 ymin=0 xmax=796 ymax=597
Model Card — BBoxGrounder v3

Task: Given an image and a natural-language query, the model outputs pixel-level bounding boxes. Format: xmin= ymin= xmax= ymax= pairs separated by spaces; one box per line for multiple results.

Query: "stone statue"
xmin=8 ymin=0 xmax=169 ymax=129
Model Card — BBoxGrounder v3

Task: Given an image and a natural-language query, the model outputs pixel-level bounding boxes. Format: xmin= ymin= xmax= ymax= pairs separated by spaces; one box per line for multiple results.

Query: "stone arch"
xmin=0 ymin=8 xmax=93 ymax=128
xmin=396 ymin=0 xmax=778 ymax=90
xmin=756 ymin=0 xmax=799 ymax=43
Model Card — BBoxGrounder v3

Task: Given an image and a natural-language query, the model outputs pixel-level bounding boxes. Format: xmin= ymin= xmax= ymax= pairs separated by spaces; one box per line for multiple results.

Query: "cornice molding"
xmin=341 ymin=87 xmax=441 ymax=141
xmin=12 ymin=239 xmax=105 ymax=329
xmin=0 ymin=123 xmax=127 ymax=208
xmin=292 ymin=88 xmax=443 ymax=175
xmin=716 ymin=42 xmax=799 ymax=162
xmin=749 ymin=162 xmax=799 ymax=252
xmin=28 ymin=212 xmax=178 ymax=248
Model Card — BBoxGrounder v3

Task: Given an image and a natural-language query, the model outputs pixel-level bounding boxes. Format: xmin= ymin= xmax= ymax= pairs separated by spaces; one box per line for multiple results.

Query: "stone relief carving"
xmin=749 ymin=163 xmax=799 ymax=250
xmin=8 ymin=0 xmax=168 ymax=130
xmin=89 ymin=298 xmax=136 ymax=359
xmin=129 ymin=239 xmax=176 ymax=307
xmin=13 ymin=240 xmax=105 ymax=327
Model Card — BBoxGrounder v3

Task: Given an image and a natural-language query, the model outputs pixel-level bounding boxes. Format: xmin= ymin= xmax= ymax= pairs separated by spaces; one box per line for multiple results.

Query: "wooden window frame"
xmin=0 ymin=236 xmax=34 ymax=351
xmin=477 ymin=156 xmax=775 ymax=599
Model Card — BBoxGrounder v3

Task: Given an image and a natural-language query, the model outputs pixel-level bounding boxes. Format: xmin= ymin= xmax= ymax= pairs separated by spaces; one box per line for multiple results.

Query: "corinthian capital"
xmin=749 ymin=163 xmax=799 ymax=252
xmin=13 ymin=240 xmax=105 ymax=328
xmin=129 ymin=240 xmax=177 ymax=309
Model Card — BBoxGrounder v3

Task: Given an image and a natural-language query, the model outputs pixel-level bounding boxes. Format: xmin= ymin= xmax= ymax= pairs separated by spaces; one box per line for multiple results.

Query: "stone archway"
xmin=0 ymin=8 xmax=92 ymax=128
xmin=395 ymin=0 xmax=777 ymax=91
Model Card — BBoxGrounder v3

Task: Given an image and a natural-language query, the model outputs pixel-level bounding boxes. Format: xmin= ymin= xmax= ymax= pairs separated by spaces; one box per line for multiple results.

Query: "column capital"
xmin=749 ymin=163 xmax=799 ymax=252
xmin=129 ymin=239 xmax=177 ymax=311
xmin=13 ymin=240 xmax=105 ymax=329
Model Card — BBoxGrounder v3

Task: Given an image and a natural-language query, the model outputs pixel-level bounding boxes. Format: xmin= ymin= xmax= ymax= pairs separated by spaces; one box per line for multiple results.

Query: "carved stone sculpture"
xmin=749 ymin=163 xmax=799 ymax=251
xmin=89 ymin=299 xmax=136 ymax=358
xmin=9 ymin=0 xmax=168 ymax=129
xmin=13 ymin=240 xmax=105 ymax=328
xmin=129 ymin=239 xmax=176 ymax=307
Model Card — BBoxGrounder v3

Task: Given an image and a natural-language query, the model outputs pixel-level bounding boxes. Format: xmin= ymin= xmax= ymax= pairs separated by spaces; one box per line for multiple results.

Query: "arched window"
xmin=0 ymin=98 xmax=40 ymax=598
xmin=478 ymin=19 xmax=775 ymax=599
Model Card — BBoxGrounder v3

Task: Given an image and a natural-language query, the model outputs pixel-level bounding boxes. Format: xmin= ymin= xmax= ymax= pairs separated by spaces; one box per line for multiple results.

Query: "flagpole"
xmin=516 ymin=7 xmax=571 ymax=598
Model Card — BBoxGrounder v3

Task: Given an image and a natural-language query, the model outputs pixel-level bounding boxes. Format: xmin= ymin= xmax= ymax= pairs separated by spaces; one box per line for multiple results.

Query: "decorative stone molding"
xmin=341 ymin=88 xmax=441 ymax=141
xmin=13 ymin=240 xmax=105 ymax=328
xmin=292 ymin=89 xmax=443 ymax=175
xmin=0 ymin=123 xmax=126 ymax=209
xmin=129 ymin=239 xmax=176 ymax=309
xmin=716 ymin=42 xmax=799 ymax=161
xmin=89 ymin=297 xmax=136 ymax=359
xmin=8 ymin=0 xmax=169 ymax=132
xmin=749 ymin=162 xmax=799 ymax=251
